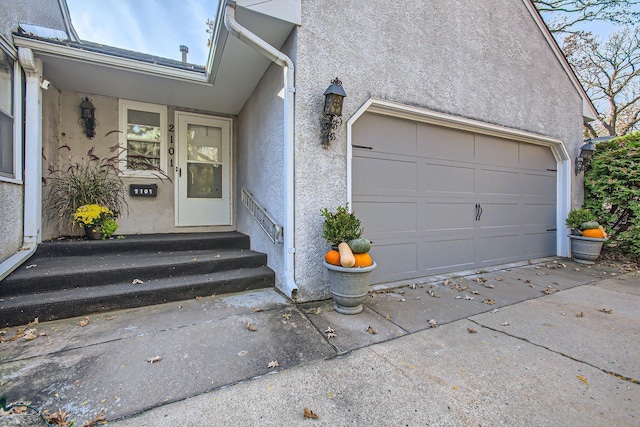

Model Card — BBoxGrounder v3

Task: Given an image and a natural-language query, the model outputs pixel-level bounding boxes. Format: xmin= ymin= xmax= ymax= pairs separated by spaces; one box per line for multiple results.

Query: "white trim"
xmin=347 ymin=98 xmax=571 ymax=259
xmin=118 ymin=99 xmax=168 ymax=178
xmin=0 ymin=52 xmax=23 ymax=183
xmin=13 ymin=36 xmax=210 ymax=84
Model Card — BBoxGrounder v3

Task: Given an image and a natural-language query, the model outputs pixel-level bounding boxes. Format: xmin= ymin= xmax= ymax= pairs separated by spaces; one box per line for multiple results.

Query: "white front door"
xmin=175 ymin=112 xmax=232 ymax=226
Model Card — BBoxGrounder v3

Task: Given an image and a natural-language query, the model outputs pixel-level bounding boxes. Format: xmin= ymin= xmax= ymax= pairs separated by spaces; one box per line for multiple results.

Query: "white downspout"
xmin=224 ymin=3 xmax=298 ymax=299
xmin=0 ymin=48 xmax=42 ymax=281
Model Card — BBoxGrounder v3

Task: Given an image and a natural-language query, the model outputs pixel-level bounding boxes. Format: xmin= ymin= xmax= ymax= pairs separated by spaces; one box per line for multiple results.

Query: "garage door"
xmin=352 ymin=113 xmax=557 ymax=284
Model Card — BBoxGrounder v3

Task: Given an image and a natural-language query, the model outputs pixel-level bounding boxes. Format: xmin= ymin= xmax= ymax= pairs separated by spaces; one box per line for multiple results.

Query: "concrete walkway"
xmin=1 ymin=258 xmax=639 ymax=426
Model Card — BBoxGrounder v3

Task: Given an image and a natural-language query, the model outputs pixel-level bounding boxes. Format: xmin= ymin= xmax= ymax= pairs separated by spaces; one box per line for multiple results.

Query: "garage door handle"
xmin=475 ymin=203 xmax=479 ymax=221
xmin=478 ymin=204 xmax=483 ymax=220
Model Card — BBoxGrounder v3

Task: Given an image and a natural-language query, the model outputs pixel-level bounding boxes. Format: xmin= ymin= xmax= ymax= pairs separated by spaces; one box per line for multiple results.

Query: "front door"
xmin=175 ymin=112 xmax=232 ymax=226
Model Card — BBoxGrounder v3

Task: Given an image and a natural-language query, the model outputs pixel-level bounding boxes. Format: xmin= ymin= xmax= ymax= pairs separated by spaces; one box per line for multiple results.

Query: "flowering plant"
xmin=73 ymin=204 xmax=118 ymax=238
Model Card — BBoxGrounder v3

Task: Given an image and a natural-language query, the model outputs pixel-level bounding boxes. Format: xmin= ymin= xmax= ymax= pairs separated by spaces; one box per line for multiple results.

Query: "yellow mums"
xmin=73 ymin=204 xmax=113 ymax=227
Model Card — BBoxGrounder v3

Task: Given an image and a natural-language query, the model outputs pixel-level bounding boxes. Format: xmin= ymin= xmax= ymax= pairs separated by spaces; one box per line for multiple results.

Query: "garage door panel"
xmin=355 ymin=201 xmax=417 ymax=235
xmin=369 ymin=241 xmax=418 ymax=283
xmin=476 ymin=168 xmax=520 ymax=196
xmin=417 ymin=123 xmax=475 ymax=161
xmin=478 ymin=202 xmax=520 ymax=227
xmin=520 ymin=232 xmax=556 ymax=258
xmin=353 ymin=156 xmax=417 ymax=196
xmin=423 ymin=238 xmax=475 ymax=274
xmin=353 ymin=113 xmax=417 ymax=154
xmin=520 ymin=203 xmax=556 ymax=226
xmin=521 ymin=172 xmax=556 ymax=198
xmin=423 ymin=162 xmax=475 ymax=195
xmin=476 ymin=233 xmax=522 ymax=264
xmin=422 ymin=201 xmax=475 ymax=232
xmin=520 ymin=143 xmax=557 ymax=170
xmin=475 ymin=134 xmax=520 ymax=167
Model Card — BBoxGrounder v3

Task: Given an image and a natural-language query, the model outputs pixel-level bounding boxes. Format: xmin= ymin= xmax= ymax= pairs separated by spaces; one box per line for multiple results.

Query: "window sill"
xmin=0 ymin=175 xmax=23 ymax=185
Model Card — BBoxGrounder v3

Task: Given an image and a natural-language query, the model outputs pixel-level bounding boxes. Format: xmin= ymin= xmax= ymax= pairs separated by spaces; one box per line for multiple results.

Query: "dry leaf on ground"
xmin=366 ymin=326 xmax=377 ymax=335
xmin=576 ymin=312 xmax=584 ymax=318
xmin=303 ymin=407 xmax=319 ymax=419
xmin=542 ymin=287 xmax=557 ymax=295
xmin=467 ymin=327 xmax=477 ymax=333
xmin=428 ymin=319 xmax=438 ymax=328
xmin=483 ymin=299 xmax=496 ymax=305
xmin=82 ymin=409 xmax=106 ymax=427
xmin=46 ymin=409 xmax=70 ymax=426
xmin=268 ymin=360 xmax=279 ymax=369
xmin=576 ymin=375 xmax=589 ymax=386
xmin=251 ymin=307 xmax=263 ymax=312
xmin=501 ymin=321 xmax=511 ymax=326
xmin=598 ymin=308 xmax=613 ymax=314
xmin=77 ymin=317 xmax=90 ymax=327
xmin=131 ymin=279 xmax=144 ymax=284
xmin=282 ymin=313 xmax=292 ymax=320
xmin=246 ymin=323 xmax=257 ymax=331
xmin=22 ymin=329 xmax=38 ymax=341
xmin=147 ymin=356 xmax=162 ymax=364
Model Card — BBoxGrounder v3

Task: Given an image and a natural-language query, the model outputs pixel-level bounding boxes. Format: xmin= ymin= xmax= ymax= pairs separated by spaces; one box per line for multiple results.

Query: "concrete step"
xmin=0 ymin=266 xmax=275 ymax=327
xmin=0 ymin=232 xmax=276 ymax=327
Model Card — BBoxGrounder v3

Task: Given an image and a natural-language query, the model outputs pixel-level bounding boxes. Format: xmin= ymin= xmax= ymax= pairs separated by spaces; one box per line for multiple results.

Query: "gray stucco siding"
xmin=0 ymin=183 xmax=23 ymax=263
xmin=291 ymin=0 xmax=585 ymax=301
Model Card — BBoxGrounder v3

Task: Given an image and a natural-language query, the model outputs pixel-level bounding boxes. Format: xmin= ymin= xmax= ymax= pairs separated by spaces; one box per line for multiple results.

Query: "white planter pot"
xmin=568 ymin=234 xmax=607 ymax=264
xmin=323 ymin=260 xmax=377 ymax=314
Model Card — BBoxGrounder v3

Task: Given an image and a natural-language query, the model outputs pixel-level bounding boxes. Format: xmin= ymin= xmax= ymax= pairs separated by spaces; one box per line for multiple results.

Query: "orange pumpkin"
xmin=353 ymin=252 xmax=373 ymax=267
xmin=325 ymin=249 xmax=341 ymax=266
xmin=582 ymin=228 xmax=605 ymax=238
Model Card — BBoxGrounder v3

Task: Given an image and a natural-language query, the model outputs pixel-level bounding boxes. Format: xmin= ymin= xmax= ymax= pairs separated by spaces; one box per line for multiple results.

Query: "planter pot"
xmin=84 ymin=226 xmax=103 ymax=240
xmin=568 ymin=234 xmax=607 ymax=264
xmin=323 ymin=260 xmax=377 ymax=315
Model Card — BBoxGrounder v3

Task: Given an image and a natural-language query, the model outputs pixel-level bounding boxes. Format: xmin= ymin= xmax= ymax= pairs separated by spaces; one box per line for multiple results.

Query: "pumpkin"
xmin=325 ymin=249 xmax=341 ymax=266
xmin=338 ymin=242 xmax=356 ymax=267
xmin=581 ymin=221 xmax=600 ymax=230
xmin=348 ymin=238 xmax=371 ymax=254
xmin=599 ymin=225 xmax=608 ymax=238
xmin=353 ymin=252 xmax=373 ymax=267
xmin=582 ymin=228 xmax=605 ymax=238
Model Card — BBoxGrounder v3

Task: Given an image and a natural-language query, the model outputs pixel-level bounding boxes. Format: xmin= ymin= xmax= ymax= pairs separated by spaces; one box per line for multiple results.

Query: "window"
xmin=119 ymin=100 xmax=167 ymax=174
xmin=0 ymin=49 xmax=14 ymax=178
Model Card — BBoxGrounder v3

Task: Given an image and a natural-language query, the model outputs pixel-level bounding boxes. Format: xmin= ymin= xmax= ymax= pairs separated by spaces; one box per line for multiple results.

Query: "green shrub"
xmin=583 ymin=132 xmax=640 ymax=260
xmin=565 ymin=208 xmax=597 ymax=234
xmin=321 ymin=204 xmax=363 ymax=245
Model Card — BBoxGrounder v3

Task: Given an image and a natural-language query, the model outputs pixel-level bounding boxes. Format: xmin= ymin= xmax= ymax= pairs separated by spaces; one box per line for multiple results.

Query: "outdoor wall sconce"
xmin=575 ymin=141 xmax=596 ymax=175
xmin=79 ymin=97 xmax=98 ymax=139
xmin=320 ymin=77 xmax=347 ymax=148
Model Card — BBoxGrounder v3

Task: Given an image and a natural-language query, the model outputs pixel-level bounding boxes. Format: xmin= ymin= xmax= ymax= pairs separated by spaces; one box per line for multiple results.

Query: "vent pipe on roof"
xmin=180 ymin=45 xmax=189 ymax=63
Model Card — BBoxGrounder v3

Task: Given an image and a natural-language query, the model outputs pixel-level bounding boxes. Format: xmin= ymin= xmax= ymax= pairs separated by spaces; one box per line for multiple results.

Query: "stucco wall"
xmin=0 ymin=0 xmax=67 ymax=40
xmin=42 ymin=92 xmax=235 ymax=239
xmin=292 ymin=0 xmax=585 ymax=301
xmin=236 ymin=29 xmax=297 ymax=292
xmin=0 ymin=182 xmax=23 ymax=262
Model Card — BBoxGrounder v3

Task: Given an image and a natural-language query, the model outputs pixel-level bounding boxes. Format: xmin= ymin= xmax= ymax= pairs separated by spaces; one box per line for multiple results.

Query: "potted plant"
xmin=566 ymin=208 xmax=608 ymax=264
xmin=73 ymin=204 xmax=119 ymax=240
xmin=321 ymin=204 xmax=376 ymax=314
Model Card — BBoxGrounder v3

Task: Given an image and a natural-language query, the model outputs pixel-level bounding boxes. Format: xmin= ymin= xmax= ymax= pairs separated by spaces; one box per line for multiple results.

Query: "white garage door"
xmin=352 ymin=113 xmax=557 ymax=284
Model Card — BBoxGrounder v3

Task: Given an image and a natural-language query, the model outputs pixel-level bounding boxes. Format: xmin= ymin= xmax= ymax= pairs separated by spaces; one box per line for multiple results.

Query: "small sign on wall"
xmin=130 ymin=183 xmax=158 ymax=197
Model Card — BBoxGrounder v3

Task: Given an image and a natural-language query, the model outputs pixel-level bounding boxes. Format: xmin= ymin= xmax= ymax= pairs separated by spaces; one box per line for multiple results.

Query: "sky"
xmin=66 ymin=0 xmax=219 ymax=65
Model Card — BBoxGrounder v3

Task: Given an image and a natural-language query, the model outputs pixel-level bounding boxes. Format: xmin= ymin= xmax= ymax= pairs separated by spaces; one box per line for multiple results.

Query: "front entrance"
xmin=175 ymin=112 xmax=232 ymax=226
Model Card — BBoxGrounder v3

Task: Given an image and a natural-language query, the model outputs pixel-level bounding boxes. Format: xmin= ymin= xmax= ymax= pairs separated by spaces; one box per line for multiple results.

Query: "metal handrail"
xmin=241 ymin=187 xmax=283 ymax=244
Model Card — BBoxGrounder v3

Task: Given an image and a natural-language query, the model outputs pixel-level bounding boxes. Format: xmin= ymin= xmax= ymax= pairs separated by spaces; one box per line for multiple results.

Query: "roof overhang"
xmin=13 ymin=1 xmax=298 ymax=115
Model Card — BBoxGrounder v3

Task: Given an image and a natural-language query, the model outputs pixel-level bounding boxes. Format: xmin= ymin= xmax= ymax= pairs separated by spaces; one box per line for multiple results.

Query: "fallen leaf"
xmin=397 ymin=298 xmax=406 ymax=302
xmin=131 ymin=279 xmax=144 ymax=285
xmin=483 ymin=299 xmax=496 ymax=305
xmin=77 ymin=317 xmax=90 ymax=327
xmin=214 ymin=253 xmax=222 ymax=258
xmin=501 ymin=321 xmax=511 ymax=326
xmin=455 ymin=296 xmax=462 ymax=300
xmin=475 ymin=277 xmax=487 ymax=283
xmin=495 ymin=277 xmax=503 ymax=281
xmin=542 ymin=287 xmax=557 ymax=295
xmin=22 ymin=329 xmax=38 ymax=341
xmin=303 ymin=407 xmax=319 ymax=419
xmin=576 ymin=375 xmax=589 ymax=386
xmin=246 ymin=323 xmax=257 ymax=331
xmin=427 ymin=289 xmax=440 ymax=298
xmin=81 ymin=409 xmax=106 ymax=427
xmin=471 ymin=290 xmax=479 ymax=295
xmin=598 ymin=308 xmax=613 ymax=314
xmin=491 ymin=309 xmax=499 ymax=314
xmin=46 ymin=409 xmax=70 ymax=426
xmin=366 ymin=326 xmax=377 ymax=335
xmin=282 ymin=313 xmax=292 ymax=320
xmin=576 ymin=312 xmax=584 ymax=318
xmin=467 ymin=327 xmax=477 ymax=333
xmin=268 ymin=360 xmax=279 ymax=369
xmin=464 ymin=295 xmax=475 ymax=300
xmin=251 ymin=307 xmax=263 ymax=313
xmin=484 ymin=284 xmax=495 ymax=289
xmin=428 ymin=319 xmax=438 ymax=328
xmin=105 ymin=316 xmax=115 ymax=321
xmin=326 ymin=332 xmax=337 ymax=338
xmin=409 ymin=284 xmax=417 ymax=290
xmin=195 ymin=296 xmax=203 ymax=301
xmin=147 ymin=356 xmax=162 ymax=364
xmin=25 ymin=264 xmax=37 ymax=269
xmin=324 ymin=326 xmax=335 ymax=334
xmin=385 ymin=314 xmax=392 ymax=320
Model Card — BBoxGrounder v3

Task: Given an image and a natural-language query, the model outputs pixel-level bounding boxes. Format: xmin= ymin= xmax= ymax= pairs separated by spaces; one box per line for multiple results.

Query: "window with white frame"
xmin=118 ymin=100 xmax=167 ymax=174
xmin=0 ymin=49 xmax=14 ymax=178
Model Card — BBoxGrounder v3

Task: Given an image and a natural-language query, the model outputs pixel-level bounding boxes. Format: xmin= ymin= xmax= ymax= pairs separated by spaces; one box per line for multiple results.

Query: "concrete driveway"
xmin=1 ymin=258 xmax=638 ymax=426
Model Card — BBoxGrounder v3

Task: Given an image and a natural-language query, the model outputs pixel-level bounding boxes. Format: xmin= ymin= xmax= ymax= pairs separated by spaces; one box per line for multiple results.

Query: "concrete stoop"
xmin=0 ymin=232 xmax=275 ymax=327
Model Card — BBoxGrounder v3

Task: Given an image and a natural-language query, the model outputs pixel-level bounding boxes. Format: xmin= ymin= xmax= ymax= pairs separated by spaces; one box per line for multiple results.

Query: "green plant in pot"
xmin=566 ymin=207 xmax=607 ymax=264
xmin=73 ymin=204 xmax=119 ymax=239
xmin=321 ymin=204 xmax=376 ymax=315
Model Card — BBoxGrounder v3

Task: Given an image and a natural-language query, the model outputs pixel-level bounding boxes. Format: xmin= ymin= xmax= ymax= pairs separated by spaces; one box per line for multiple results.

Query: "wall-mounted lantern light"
xmin=574 ymin=141 xmax=596 ymax=175
xmin=320 ymin=77 xmax=347 ymax=148
xmin=79 ymin=97 xmax=98 ymax=139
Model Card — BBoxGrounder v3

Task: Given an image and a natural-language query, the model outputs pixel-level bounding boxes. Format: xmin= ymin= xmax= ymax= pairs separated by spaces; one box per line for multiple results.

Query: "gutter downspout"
xmin=0 ymin=48 xmax=42 ymax=281
xmin=224 ymin=3 xmax=298 ymax=299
